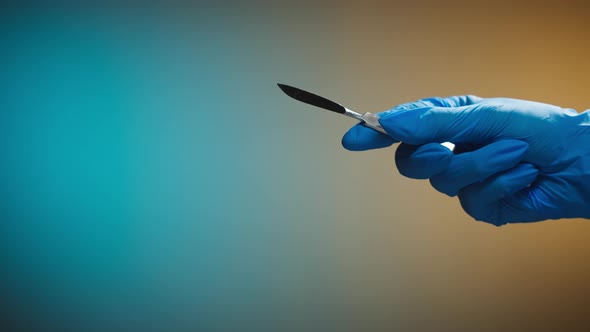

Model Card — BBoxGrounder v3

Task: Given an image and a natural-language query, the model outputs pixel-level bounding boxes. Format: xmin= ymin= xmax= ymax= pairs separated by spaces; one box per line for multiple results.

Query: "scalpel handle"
xmin=360 ymin=112 xmax=387 ymax=134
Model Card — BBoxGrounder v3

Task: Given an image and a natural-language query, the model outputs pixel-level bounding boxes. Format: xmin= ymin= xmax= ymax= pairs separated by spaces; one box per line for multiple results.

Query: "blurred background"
xmin=2 ymin=1 xmax=590 ymax=331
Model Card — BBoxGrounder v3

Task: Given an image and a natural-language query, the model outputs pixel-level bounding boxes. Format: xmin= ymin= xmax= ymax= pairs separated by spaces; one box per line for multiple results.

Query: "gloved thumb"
xmin=342 ymin=95 xmax=483 ymax=151
xmin=378 ymin=104 xmax=503 ymax=145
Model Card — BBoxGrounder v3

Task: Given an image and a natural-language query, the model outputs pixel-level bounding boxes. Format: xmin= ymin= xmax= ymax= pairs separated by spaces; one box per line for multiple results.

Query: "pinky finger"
xmin=458 ymin=163 xmax=539 ymax=225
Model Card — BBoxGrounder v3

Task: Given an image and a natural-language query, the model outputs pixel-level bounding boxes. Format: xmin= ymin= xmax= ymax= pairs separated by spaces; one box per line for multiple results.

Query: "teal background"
xmin=2 ymin=2 xmax=590 ymax=331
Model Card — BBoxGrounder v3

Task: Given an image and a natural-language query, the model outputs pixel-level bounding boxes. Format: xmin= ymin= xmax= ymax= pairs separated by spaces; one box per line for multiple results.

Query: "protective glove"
xmin=342 ymin=96 xmax=590 ymax=226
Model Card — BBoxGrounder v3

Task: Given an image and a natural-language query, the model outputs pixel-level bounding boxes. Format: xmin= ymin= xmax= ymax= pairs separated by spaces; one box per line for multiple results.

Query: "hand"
xmin=342 ymin=96 xmax=590 ymax=226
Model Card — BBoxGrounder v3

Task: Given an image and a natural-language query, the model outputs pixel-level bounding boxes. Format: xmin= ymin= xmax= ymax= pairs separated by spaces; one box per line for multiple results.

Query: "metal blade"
xmin=277 ymin=83 xmax=346 ymax=114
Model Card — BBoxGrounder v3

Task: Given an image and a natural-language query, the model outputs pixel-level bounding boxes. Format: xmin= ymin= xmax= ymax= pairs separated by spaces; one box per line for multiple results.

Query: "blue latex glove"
xmin=342 ymin=96 xmax=590 ymax=226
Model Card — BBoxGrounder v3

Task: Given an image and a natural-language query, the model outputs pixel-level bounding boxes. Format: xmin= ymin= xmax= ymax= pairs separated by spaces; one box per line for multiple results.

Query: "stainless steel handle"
xmin=360 ymin=112 xmax=387 ymax=134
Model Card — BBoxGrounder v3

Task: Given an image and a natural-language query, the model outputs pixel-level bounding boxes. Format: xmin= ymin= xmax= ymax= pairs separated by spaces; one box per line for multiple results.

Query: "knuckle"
xmin=460 ymin=198 xmax=505 ymax=226
xmin=429 ymin=176 xmax=457 ymax=197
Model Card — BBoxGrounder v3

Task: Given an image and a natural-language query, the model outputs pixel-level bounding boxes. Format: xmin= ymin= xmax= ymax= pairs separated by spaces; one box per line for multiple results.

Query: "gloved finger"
xmin=429 ymin=139 xmax=529 ymax=196
xmin=430 ymin=95 xmax=483 ymax=107
xmin=384 ymin=95 xmax=483 ymax=113
xmin=378 ymin=103 xmax=503 ymax=145
xmin=341 ymin=95 xmax=483 ymax=151
xmin=458 ymin=163 xmax=540 ymax=226
xmin=340 ymin=102 xmax=424 ymax=151
xmin=341 ymin=123 xmax=397 ymax=151
xmin=395 ymin=143 xmax=453 ymax=179
xmin=459 ymin=163 xmax=538 ymax=207
xmin=501 ymin=176 xmax=573 ymax=223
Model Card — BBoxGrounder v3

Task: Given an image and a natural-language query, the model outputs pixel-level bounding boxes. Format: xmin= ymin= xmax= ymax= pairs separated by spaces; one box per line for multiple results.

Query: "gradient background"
xmin=2 ymin=1 xmax=590 ymax=331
